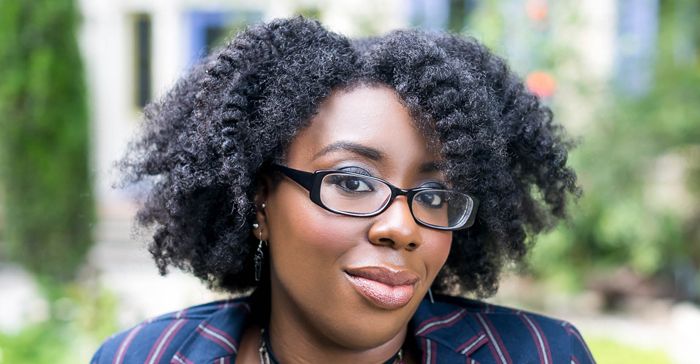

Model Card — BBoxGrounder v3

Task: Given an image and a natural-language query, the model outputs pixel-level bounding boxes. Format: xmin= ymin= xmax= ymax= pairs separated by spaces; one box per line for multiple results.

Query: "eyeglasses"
xmin=271 ymin=164 xmax=478 ymax=231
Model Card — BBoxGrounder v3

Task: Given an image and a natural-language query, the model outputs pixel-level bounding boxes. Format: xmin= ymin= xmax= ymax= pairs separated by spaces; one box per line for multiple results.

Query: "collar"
xmin=172 ymin=299 xmax=252 ymax=363
xmin=173 ymin=295 xmax=490 ymax=363
xmin=410 ymin=295 xmax=490 ymax=358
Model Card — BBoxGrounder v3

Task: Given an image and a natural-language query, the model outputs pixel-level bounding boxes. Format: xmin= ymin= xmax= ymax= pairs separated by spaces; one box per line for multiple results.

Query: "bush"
xmin=0 ymin=0 xmax=94 ymax=284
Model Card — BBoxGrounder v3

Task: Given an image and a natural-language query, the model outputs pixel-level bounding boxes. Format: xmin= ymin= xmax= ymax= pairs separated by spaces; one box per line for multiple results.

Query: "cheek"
xmin=274 ymin=207 xmax=355 ymax=254
xmin=267 ymin=193 xmax=359 ymax=281
xmin=422 ymin=231 xmax=452 ymax=280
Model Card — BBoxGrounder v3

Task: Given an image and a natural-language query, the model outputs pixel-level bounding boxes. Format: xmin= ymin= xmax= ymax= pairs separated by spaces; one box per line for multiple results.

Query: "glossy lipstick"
xmin=344 ymin=266 xmax=419 ymax=310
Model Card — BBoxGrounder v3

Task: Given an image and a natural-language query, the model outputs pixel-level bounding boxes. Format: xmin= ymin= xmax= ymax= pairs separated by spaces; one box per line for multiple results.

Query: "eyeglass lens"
xmin=319 ymin=172 xmax=472 ymax=228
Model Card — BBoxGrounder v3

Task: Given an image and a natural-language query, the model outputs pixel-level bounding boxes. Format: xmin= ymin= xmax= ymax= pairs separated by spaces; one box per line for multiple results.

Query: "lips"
xmin=344 ymin=266 xmax=419 ymax=310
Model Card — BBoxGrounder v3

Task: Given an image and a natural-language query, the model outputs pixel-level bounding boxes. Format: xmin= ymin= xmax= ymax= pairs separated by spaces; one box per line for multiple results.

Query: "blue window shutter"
xmin=614 ymin=0 xmax=659 ymax=96
xmin=187 ymin=10 xmax=262 ymax=66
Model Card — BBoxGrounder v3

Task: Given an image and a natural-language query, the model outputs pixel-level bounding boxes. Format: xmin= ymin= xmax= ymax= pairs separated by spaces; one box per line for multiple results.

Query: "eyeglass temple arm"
xmin=271 ymin=164 xmax=315 ymax=191
xmin=464 ymin=197 xmax=479 ymax=228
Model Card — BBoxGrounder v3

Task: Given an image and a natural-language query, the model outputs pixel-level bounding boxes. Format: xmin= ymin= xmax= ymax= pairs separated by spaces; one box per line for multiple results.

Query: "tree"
xmin=531 ymin=0 xmax=700 ymax=301
xmin=466 ymin=0 xmax=700 ymax=301
xmin=0 ymin=0 xmax=94 ymax=286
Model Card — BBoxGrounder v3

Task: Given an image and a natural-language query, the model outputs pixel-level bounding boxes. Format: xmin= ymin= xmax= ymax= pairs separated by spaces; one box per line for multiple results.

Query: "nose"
xmin=368 ymin=196 xmax=422 ymax=251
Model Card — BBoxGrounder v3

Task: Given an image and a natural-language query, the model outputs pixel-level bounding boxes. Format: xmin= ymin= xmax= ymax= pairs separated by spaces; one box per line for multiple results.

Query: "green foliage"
xmin=0 ymin=322 xmax=76 ymax=364
xmin=0 ymin=284 xmax=118 ymax=364
xmin=530 ymin=0 xmax=700 ymax=297
xmin=0 ymin=0 xmax=94 ymax=284
xmin=468 ymin=0 xmax=700 ymax=298
xmin=587 ymin=337 xmax=672 ymax=364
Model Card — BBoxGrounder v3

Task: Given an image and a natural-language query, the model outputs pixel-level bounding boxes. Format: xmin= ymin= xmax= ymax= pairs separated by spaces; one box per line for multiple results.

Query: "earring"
xmin=428 ymin=287 xmax=435 ymax=304
xmin=253 ymin=203 xmax=267 ymax=282
xmin=254 ymin=228 xmax=266 ymax=282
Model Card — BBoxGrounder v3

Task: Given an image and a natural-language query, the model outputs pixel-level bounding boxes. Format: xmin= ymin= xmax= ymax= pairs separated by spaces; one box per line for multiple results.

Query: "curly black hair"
xmin=119 ymin=16 xmax=579 ymax=298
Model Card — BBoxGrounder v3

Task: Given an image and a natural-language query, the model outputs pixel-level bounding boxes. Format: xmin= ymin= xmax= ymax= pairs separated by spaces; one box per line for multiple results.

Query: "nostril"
xmin=378 ymin=238 xmax=394 ymax=246
xmin=376 ymin=237 xmax=418 ymax=250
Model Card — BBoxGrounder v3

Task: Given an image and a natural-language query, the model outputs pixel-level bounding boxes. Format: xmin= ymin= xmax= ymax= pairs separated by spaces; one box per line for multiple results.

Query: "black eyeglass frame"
xmin=271 ymin=164 xmax=478 ymax=230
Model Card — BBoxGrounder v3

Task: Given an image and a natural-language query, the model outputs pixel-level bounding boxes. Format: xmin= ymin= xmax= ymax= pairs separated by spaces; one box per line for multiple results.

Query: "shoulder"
xmin=90 ymin=298 xmax=250 ymax=364
xmin=411 ymin=295 xmax=596 ymax=363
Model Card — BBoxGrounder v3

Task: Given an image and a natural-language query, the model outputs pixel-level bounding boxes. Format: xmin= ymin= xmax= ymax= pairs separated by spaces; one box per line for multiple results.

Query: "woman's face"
xmin=261 ymin=85 xmax=452 ymax=350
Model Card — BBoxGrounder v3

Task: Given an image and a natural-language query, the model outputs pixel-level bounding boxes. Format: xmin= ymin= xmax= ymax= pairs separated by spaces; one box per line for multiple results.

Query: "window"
xmin=133 ymin=13 xmax=152 ymax=109
xmin=410 ymin=0 xmax=475 ymax=32
xmin=614 ymin=0 xmax=659 ymax=96
xmin=187 ymin=10 xmax=262 ymax=66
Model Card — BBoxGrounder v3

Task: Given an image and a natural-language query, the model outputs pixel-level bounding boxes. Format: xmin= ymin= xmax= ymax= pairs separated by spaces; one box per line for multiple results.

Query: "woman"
xmin=92 ymin=17 xmax=594 ymax=363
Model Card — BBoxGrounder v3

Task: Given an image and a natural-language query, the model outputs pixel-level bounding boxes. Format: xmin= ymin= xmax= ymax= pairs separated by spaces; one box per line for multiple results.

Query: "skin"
xmin=239 ymin=85 xmax=453 ymax=363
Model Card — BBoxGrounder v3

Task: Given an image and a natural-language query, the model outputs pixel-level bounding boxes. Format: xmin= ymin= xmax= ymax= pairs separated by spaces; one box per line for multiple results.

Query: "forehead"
xmin=286 ymin=84 xmax=440 ymax=171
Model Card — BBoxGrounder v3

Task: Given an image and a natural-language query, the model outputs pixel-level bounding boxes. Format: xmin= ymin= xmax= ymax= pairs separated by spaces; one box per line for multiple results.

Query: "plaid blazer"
xmin=91 ymin=295 xmax=595 ymax=364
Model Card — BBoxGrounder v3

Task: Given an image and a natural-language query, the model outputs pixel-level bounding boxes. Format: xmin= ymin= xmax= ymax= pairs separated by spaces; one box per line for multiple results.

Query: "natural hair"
xmin=119 ymin=16 xmax=579 ymax=298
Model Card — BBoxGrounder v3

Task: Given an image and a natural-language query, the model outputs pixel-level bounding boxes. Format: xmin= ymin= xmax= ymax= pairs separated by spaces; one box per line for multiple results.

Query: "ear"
xmin=252 ymin=177 xmax=271 ymax=241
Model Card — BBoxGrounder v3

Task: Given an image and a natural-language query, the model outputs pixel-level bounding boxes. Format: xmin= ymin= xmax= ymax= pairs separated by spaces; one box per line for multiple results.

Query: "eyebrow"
xmin=418 ymin=161 xmax=441 ymax=174
xmin=313 ymin=141 xmax=442 ymax=175
xmin=313 ymin=141 xmax=385 ymax=161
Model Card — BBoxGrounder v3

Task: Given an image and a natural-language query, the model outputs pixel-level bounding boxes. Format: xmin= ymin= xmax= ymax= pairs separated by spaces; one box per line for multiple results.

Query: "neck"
xmin=266 ymin=282 xmax=408 ymax=363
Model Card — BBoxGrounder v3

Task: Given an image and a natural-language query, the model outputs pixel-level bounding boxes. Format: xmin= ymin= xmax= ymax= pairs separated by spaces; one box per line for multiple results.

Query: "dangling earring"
xmin=253 ymin=222 xmax=267 ymax=282
xmin=428 ymin=287 xmax=435 ymax=304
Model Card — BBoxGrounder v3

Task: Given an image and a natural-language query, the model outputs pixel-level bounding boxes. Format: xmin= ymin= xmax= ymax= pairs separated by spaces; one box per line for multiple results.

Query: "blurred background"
xmin=0 ymin=0 xmax=698 ymax=363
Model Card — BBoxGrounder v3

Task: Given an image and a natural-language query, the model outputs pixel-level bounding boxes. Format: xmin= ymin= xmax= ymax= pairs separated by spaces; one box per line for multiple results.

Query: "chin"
xmin=318 ymin=294 xmax=418 ymax=350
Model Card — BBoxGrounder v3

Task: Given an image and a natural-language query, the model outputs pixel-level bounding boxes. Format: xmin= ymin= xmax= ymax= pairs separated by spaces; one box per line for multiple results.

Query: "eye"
xmin=416 ymin=190 xmax=445 ymax=208
xmin=326 ymin=173 xmax=376 ymax=193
